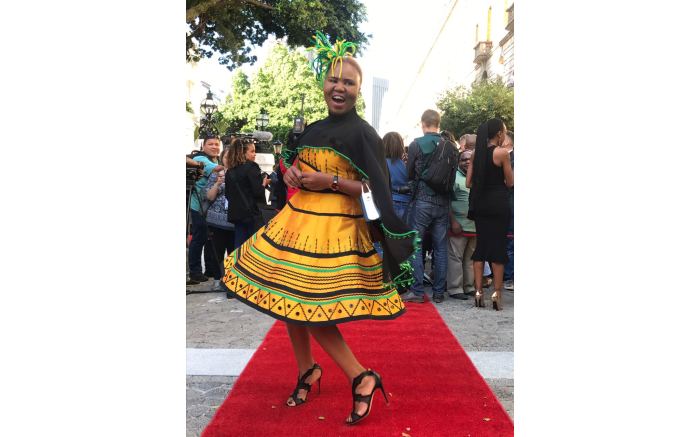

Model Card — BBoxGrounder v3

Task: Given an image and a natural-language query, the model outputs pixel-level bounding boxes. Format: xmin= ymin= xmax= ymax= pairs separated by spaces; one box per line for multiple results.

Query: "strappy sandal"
xmin=346 ymin=369 xmax=389 ymax=425
xmin=286 ymin=363 xmax=322 ymax=407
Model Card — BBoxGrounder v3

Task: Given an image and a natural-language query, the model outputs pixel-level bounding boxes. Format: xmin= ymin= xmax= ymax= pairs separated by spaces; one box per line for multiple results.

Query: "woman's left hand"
xmin=300 ymin=172 xmax=332 ymax=191
xmin=215 ymin=173 xmax=225 ymax=185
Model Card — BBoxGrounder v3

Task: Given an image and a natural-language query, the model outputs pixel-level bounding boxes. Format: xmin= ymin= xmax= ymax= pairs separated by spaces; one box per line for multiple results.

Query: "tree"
xmin=218 ymin=42 xmax=364 ymax=141
xmin=186 ymin=0 xmax=369 ymax=71
xmin=437 ymin=78 xmax=514 ymax=137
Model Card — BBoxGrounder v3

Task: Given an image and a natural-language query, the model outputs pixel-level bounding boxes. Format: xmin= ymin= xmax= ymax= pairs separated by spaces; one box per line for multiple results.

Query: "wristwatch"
xmin=330 ymin=175 xmax=339 ymax=191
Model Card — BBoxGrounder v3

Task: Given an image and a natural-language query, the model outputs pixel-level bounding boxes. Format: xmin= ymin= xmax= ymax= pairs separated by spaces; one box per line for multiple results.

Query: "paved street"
xmin=186 ymin=277 xmax=514 ymax=437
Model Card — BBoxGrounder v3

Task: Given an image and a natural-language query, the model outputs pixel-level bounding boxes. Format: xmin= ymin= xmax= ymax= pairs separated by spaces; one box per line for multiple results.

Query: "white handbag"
xmin=360 ymin=180 xmax=380 ymax=222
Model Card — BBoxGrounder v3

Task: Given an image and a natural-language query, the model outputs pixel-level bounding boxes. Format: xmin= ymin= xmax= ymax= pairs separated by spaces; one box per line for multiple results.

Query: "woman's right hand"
xmin=283 ymin=165 xmax=303 ymax=188
xmin=215 ymin=173 xmax=225 ymax=186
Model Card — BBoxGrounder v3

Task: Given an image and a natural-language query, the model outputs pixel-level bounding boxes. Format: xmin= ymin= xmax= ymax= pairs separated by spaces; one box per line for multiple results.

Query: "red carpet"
xmin=202 ymin=303 xmax=514 ymax=436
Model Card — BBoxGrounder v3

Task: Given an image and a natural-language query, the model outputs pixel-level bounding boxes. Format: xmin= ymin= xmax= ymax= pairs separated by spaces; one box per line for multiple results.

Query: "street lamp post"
xmin=201 ymin=89 xmax=217 ymax=117
xmin=293 ymin=94 xmax=305 ymax=134
xmin=199 ymin=89 xmax=219 ymax=137
xmin=256 ymin=109 xmax=270 ymax=131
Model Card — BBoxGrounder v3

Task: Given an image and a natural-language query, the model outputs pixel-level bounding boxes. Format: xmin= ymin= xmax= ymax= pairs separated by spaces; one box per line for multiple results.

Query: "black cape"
xmin=281 ymin=108 xmax=419 ymax=290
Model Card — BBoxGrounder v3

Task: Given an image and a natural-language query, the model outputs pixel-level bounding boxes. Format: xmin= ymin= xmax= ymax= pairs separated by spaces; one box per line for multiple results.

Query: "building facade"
xmin=499 ymin=3 xmax=515 ymax=87
xmin=371 ymin=77 xmax=389 ymax=131
xmin=470 ymin=1 xmax=514 ymax=87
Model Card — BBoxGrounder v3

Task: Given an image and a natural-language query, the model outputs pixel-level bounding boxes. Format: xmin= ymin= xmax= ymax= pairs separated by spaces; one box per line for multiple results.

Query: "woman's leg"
xmin=307 ymin=325 xmax=374 ymax=420
xmin=491 ymin=262 xmax=504 ymax=292
xmin=308 ymin=325 xmax=364 ymax=378
xmin=286 ymin=324 xmax=319 ymax=405
xmin=490 ymin=261 xmax=505 ymax=309
xmin=473 ymin=261 xmax=484 ymax=290
xmin=287 ymin=324 xmax=314 ymax=373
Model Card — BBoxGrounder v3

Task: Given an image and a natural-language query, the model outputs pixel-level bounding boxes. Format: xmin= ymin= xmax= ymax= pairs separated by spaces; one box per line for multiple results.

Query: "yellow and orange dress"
xmin=222 ymin=110 xmax=418 ymax=325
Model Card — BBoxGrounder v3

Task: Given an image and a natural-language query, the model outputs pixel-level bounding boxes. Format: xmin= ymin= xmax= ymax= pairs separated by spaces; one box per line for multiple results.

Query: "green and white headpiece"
xmin=309 ymin=31 xmax=357 ymax=88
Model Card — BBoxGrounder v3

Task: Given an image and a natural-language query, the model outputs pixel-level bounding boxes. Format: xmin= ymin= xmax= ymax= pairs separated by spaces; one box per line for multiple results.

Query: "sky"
xmin=194 ymin=0 xmax=500 ymax=139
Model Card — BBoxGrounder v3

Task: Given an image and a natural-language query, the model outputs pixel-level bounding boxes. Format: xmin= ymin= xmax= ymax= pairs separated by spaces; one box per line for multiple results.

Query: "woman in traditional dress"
xmin=221 ymin=33 xmax=418 ymax=425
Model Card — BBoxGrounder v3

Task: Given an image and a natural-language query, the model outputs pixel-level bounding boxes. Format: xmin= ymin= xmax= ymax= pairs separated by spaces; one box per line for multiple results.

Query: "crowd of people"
xmin=187 ymin=110 xmax=515 ymax=309
xmin=186 ymin=135 xmax=272 ymax=293
xmin=380 ymin=109 xmax=515 ymax=309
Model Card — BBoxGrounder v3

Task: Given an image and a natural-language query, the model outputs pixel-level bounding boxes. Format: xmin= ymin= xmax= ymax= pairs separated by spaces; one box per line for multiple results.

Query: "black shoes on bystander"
xmin=448 ymin=293 xmax=469 ymax=300
xmin=188 ymin=272 xmax=209 ymax=283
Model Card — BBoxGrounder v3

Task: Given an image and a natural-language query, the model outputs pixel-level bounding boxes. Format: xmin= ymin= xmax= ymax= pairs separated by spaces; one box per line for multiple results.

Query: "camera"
xmin=186 ymin=150 xmax=208 ymax=187
xmin=186 ymin=168 xmax=201 ymax=188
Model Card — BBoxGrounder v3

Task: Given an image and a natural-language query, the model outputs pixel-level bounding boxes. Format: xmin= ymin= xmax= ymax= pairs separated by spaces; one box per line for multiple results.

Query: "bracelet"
xmin=330 ymin=175 xmax=339 ymax=191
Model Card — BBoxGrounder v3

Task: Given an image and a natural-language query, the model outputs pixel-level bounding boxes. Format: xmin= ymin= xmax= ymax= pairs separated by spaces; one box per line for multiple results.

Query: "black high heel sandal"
xmin=346 ymin=369 xmax=389 ymax=425
xmin=286 ymin=363 xmax=322 ymax=407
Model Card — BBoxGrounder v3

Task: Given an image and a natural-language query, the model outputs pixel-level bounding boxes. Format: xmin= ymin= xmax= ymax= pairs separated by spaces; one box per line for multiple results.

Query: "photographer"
xmin=187 ymin=135 xmax=224 ymax=284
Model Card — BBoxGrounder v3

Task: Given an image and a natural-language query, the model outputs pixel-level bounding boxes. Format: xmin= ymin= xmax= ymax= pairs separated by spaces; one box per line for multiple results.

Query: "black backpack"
xmin=420 ymin=139 xmax=459 ymax=194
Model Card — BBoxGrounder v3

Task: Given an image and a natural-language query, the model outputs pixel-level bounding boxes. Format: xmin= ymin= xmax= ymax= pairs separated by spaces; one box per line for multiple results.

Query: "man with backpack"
xmin=402 ymin=109 xmax=458 ymax=304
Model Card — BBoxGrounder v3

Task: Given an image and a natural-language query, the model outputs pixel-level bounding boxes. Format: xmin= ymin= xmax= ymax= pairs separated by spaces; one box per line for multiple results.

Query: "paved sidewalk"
xmin=186 ymin=280 xmax=514 ymax=437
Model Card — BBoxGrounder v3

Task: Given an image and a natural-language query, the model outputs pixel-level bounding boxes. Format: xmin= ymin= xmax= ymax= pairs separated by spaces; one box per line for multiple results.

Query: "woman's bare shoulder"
xmin=493 ymin=146 xmax=510 ymax=157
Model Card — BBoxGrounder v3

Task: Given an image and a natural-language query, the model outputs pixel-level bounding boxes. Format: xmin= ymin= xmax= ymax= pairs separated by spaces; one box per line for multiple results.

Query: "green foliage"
xmin=218 ymin=42 xmax=365 ymax=141
xmin=186 ymin=0 xmax=369 ymax=71
xmin=186 ymin=101 xmax=194 ymax=113
xmin=437 ymin=78 xmax=514 ymax=137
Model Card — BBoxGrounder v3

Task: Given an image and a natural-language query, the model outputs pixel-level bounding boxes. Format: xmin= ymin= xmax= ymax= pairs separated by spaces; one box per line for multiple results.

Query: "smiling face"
xmin=202 ymin=138 xmax=221 ymax=159
xmin=323 ymin=60 xmax=361 ymax=116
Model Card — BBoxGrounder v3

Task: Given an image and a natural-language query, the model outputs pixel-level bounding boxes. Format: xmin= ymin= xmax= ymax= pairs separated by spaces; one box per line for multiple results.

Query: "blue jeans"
xmin=409 ymin=199 xmax=448 ymax=296
xmin=375 ymin=200 xmax=411 ymax=258
xmin=505 ymin=204 xmax=514 ymax=281
xmin=505 ymin=238 xmax=514 ymax=281
xmin=394 ymin=200 xmax=410 ymax=225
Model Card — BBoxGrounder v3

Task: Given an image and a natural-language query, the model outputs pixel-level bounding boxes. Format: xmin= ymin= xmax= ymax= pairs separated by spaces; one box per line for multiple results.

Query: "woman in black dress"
xmin=466 ymin=118 xmax=514 ymax=310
